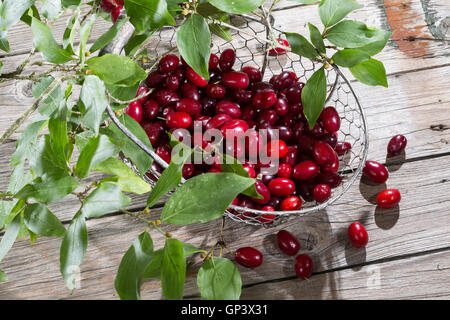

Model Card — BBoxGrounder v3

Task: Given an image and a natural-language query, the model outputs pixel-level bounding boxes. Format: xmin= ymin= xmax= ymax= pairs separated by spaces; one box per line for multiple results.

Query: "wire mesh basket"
xmin=104 ymin=12 xmax=369 ymax=227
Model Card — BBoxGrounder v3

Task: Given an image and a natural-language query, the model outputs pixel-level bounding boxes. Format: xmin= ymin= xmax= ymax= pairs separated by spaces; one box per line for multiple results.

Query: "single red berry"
xmin=165 ymin=75 xmax=180 ymax=91
xmin=205 ymin=114 xmax=233 ymax=130
xmin=348 ymin=222 xmax=369 ymax=248
xmin=216 ymin=100 xmax=242 ymax=119
xmin=158 ymin=54 xmax=180 ymax=74
xmin=181 ymin=82 xmax=201 ymax=101
xmin=145 ymin=71 xmax=167 ymax=88
xmin=220 ymin=119 xmax=249 ymax=138
xmin=292 ymin=161 xmax=320 ymax=180
xmin=166 ymin=112 xmax=192 ymax=129
xmin=156 ymin=89 xmax=179 ymax=106
xmin=313 ymin=141 xmax=336 ymax=166
xmin=143 ymin=100 xmax=159 ymax=121
xmin=222 ymin=71 xmax=249 ymax=90
xmin=125 ymin=101 xmax=143 ymax=123
xmin=277 ymin=163 xmax=292 ymax=178
xmin=313 ymin=184 xmax=331 ymax=203
xmin=319 ymin=106 xmax=341 ymax=133
xmin=335 ymin=141 xmax=352 ymax=156
xmin=376 ymin=189 xmax=401 ymax=209
xmin=276 ymin=230 xmax=300 ymax=256
xmin=156 ymin=144 xmax=171 ymax=164
xmin=252 ymin=180 xmax=271 ymax=205
xmin=219 ymin=48 xmax=236 ymax=72
xmin=387 ymin=135 xmax=407 ymax=156
xmin=243 ymin=164 xmax=256 ymax=178
xmin=286 ymin=82 xmax=304 ymax=104
xmin=235 ymin=247 xmax=263 ymax=268
xmin=281 ymin=196 xmax=302 ymax=211
xmin=241 ymin=66 xmax=262 ymax=83
xmin=252 ymin=90 xmax=277 ymax=109
xmin=363 ymin=160 xmax=389 ymax=184
xmin=265 ymin=140 xmax=288 ymax=158
xmin=175 ymin=98 xmax=202 ymax=116
xmin=317 ymin=171 xmax=342 ymax=188
xmin=209 ymin=53 xmax=219 ymax=70
xmin=135 ymin=85 xmax=150 ymax=104
xmin=206 ymin=83 xmax=226 ymax=99
xmin=268 ymin=178 xmax=295 ymax=197
xmin=186 ymin=67 xmax=208 ymax=87
xmin=294 ymin=254 xmax=313 ymax=279
xmin=274 ymin=97 xmax=289 ymax=116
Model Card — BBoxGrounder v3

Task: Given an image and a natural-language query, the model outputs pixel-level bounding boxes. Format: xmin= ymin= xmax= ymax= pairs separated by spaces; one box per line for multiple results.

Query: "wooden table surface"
xmin=0 ymin=0 xmax=449 ymax=300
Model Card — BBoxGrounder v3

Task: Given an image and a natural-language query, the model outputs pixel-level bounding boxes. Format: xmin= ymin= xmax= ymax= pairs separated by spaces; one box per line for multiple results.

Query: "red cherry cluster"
xmin=100 ymin=0 xmax=124 ymax=23
xmin=125 ymin=48 xmax=352 ymax=220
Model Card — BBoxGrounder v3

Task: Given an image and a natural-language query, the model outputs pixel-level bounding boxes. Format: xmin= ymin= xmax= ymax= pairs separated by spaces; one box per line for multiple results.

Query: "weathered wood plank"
xmin=240 ymin=249 xmax=450 ymax=300
xmin=0 ymin=154 xmax=448 ymax=299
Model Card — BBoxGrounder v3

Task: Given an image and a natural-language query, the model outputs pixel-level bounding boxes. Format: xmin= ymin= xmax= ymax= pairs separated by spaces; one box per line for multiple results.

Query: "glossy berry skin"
xmin=156 ymin=145 xmax=171 ymax=164
xmin=286 ymin=82 xmax=304 ymax=104
xmin=216 ymin=100 xmax=242 ymax=119
xmin=205 ymin=114 xmax=232 ymax=130
xmin=158 ymin=54 xmax=179 ymax=74
xmin=363 ymin=160 xmax=389 ymax=184
xmin=146 ymin=71 xmax=166 ymax=88
xmin=294 ymin=254 xmax=313 ymax=279
xmin=143 ymin=122 xmax=162 ymax=146
xmin=186 ymin=67 xmax=208 ymax=87
xmin=335 ymin=141 xmax=352 ymax=156
xmin=182 ymin=163 xmax=195 ymax=179
xmin=181 ymin=82 xmax=201 ymax=101
xmin=222 ymin=71 xmax=249 ymax=89
xmin=175 ymin=98 xmax=202 ymax=116
xmin=125 ymin=101 xmax=143 ymax=123
xmin=348 ymin=222 xmax=369 ymax=248
xmin=318 ymin=171 xmax=342 ymax=188
xmin=387 ymin=135 xmax=407 ymax=156
xmin=143 ymin=100 xmax=159 ymax=120
xmin=265 ymin=140 xmax=288 ymax=158
xmin=276 ymin=230 xmax=300 ymax=256
xmin=221 ymin=119 xmax=249 ymax=139
xmin=166 ymin=112 xmax=192 ymax=129
xmin=313 ymin=141 xmax=336 ymax=166
xmin=281 ymin=196 xmax=302 ymax=211
xmin=206 ymin=83 xmax=226 ymax=99
xmin=235 ymin=247 xmax=263 ymax=268
xmin=253 ymin=180 xmax=271 ymax=205
xmin=313 ymin=184 xmax=331 ymax=203
xmin=258 ymin=109 xmax=278 ymax=126
xmin=274 ymin=97 xmax=289 ymax=116
xmin=209 ymin=53 xmax=219 ymax=69
xmin=281 ymin=146 xmax=298 ymax=167
xmin=269 ymin=38 xmax=290 ymax=56
xmin=243 ymin=164 xmax=256 ymax=178
xmin=242 ymin=66 xmax=262 ymax=83
xmin=232 ymin=89 xmax=253 ymax=104
xmin=321 ymin=150 xmax=339 ymax=173
xmin=292 ymin=161 xmax=320 ymax=180
xmin=320 ymin=107 xmax=340 ymax=133
xmin=323 ymin=132 xmax=338 ymax=149
xmin=165 ymin=75 xmax=180 ymax=91
xmin=268 ymin=178 xmax=296 ymax=197
xmin=219 ymin=48 xmax=236 ymax=72
xmin=376 ymin=189 xmax=401 ymax=209
xmin=156 ymin=89 xmax=179 ymax=106
xmin=277 ymin=163 xmax=292 ymax=178
xmin=253 ymin=90 xmax=277 ymax=109
xmin=134 ymin=85 xmax=150 ymax=104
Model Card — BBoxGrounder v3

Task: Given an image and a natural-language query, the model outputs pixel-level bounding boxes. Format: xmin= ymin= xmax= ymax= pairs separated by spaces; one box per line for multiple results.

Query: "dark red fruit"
xmin=286 ymin=82 xmax=304 ymax=104
xmin=348 ymin=222 xmax=368 ymax=248
xmin=323 ymin=132 xmax=337 ymax=149
xmin=292 ymin=122 xmax=306 ymax=142
xmin=222 ymin=71 xmax=249 ymax=89
xmin=125 ymin=101 xmax=143 ymax=123
xmin=181 ymin=82 xmax=201 ymax=101
xmin=268 ymin=178 xmax=295 ymax=197
xmin=110 ymin=6 xmax=121 ymax=23
xmin=320 ymin=107 xmax=340 ymax=133
xmin=220 ymin=119 xmax=249 ymax=138
xmin=271 ymin=71 xmax=296 ymax=91
xmin=276 ymin=230 xmax=300 ymax=256
xmin=277 ymin=163 xmax=292 ymax=178
xmin=156 ymin=89 xmax=179 ymax=106
xmin=209 ymin=53 xmax=219 ymax=70
xmin=281 ymin=146 xmax=298 ymax=167
xmin=182 ymin=163 xmax=194 ymax=179
xmin=294 ymin=254 xmax=313 ymax=279
xmin=335 ymin=141 xmax=352 ymax=156
xmin=297 ymin=180 xmax=316 ymax=202
xmin=258 ymin=109 xmax=278 ymax=126
xmin=313 ymin=184 xmax=331 ymax=203
xmin=363 ymin=160 xmax=389 ymax=184
xmin=292 ymin=161 xmax=320 ymax=180
xmin=165 ymin=75 xmax=180 ymax=91
xmin=235 ymin=247 xmax=263 ymax=268
xmin=219 ymin=48 xmax=236 ymax=72
xmin=269 ymin=38 xmax=290 ymax=56
xmin=277 ymin=125 xmax=293 ymax=143
xmin=387 ymin=135 xmax=407 ymax=156
xmin=321 ymin=150 xmax=339 ymax=173
xmin=298 ymin=135 xmax=316 ymax=154
xmin=156 ymin=144 xmax=171 ymax=163
xmin=281 ymin=196 xmax=302 ymax=211
xmin=175 ymin=98 xmax=202 ymax=116
xmin=252 ymin=90 xmax=277 ymax=109
xmin=232 ymin=89 xmax=253 ymax=104
xmin=274 ymin=97 xmax=289 ymax=116
xmin=313 ymin=141 xmax=336 ymax=166
xmin=200 ymin=97 xmax=217 ymax=115
xmin=135 ymin=85 xmax=149 ymax=104
xmin=251 ymin=81 xmax=275 ymax=94
xmin=143 ymin=122 xmax=162 ymax=146
xmin=145 ymin=71 xmax=166 ymax=88
xmin=166 ymin=112 xmax=192 ymax=129
xmin=265 ymin=140 xmax=288 ymax=158
xmin=242 ymin=66 xmax=262 ymax=83
xmin=216 ymin=100 xmax=242 ymax=119
xmin=376 ymin=189 xmax=401 ymax=209
xmin=206 ymin=83 xmax=226 ymax=99
xmin=205 ymin=114 xmax=232 ymax=130
xmin=158 ymin=54 xmax=179 ymax=74
xmin=306 ymin=123 xmax=325 ymax=140
xmin=143 ymin=100 xmax=159 ymax=120
xmin=186 ymin=67 xmax=208 ymax=87
xmin=253 ymin=180 xmax=271 ymax=205
xmin=243 ymin=164 xmax=256 ymax=178
xmin=317 ymin=171 xmax=342 ymax=188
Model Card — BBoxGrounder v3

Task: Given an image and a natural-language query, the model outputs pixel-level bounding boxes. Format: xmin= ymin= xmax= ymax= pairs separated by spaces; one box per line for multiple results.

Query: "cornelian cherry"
xmin=276 ymin=230 xmax=300 ymax=256
xmin=376 ymin=189 xmax=401 ymax=209
xmin=387 ymin=135 xmax=407 ymax=156
xmin=348 ymin=222 xmax=368 ymax=248
xmin=265 ymin=140 xmax=288 ymax=158
xmin=281 ymin=196 xmax=302 ymax=211
xmin=166 ymin=112 xmax=192 ymax=129
xmin=313 ymin=184 xmax=331 ymax=203
xmin=268 ymin=178 xmax=295 ymax=197
xmin=235 ymin=247 xmax=263 ymax=268
xmin=294 ymin=254 xmax=313 ymax=279
xmin=363 ymin=160 xmax=389 ymax=184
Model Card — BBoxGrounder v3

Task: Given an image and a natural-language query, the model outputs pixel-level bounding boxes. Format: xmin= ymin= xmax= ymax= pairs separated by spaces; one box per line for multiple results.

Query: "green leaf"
xmin=15 ymin=175 xmax=80 ymax=205
xmin=161 ymin=173 xmax=255 ymax=225
xmin=326 ymin=20 xmax=389 ymax=49
xmin=79 ymin=14 xmax=97 ymax=66
xmin=209 ymin=20 xmax=232 ymax=42
xmin=23 ymin=204 xmax=66 ymax=237
xmin=161 ymin=238 xmax=186 ymax=300
xmin=209 ymin=0 xmax=265 ymax=14
xmin=75 ymin=130 xmax=96 ymax=153
xmin=62 ymin=0 xmax=82 ymax=7
xmin=0 ymin=269 xmax=7 ymax=282
xmin=332 ymin=48 xmax=370 ymax=67
xmin=124 ymin=32 xmax=154 ymax=57
xmin=10 ymin=120 xmax=48 ymax=166
xmin=181 ymin=242 xmax=203 ymax=257
xmin=80 ymin=75 xmax=108 ymax=135
xmin=106 ymin=83 xmax=139 ymax=101
xmin=93 ymin=157 xmax=151 ymax=194
xmin=176 ymin=14 xmax=211 ymax=81
xmin=301 ymin=66 xmax=327 ymax=129
xmin=285 ymin=32 xmax=318 ymax=59
xmin=197 ymin=257 xmax=242 ymax=300
xmin=49 ymin=113 xmax=70 ymax=163
xmin=31 ymin=17 xmax=74 ymax=64
xmin=20 ymin=5 xmax=41 ymax=27
xmin=319 ymin=0 xmax=363 ymax=28
xmin=354 ymin=30 xmax=392 ymax=56
xmin=0 ymin=30 xmax=10 ymax=53
xmin=115 ymin=231 xmax=154 ymax=300
xmin=86 ymin=54 xmax=147 ymax=87
xmin=123 ymin=0 xmax=175 ymax=34
xmin=309 ymin=23 xmax=325 ymax=54
xmin=60 ymin=211 xmax=87 ymax=292
xmin=42 ymin=0 xmax=63 ymax=20
xmin=0 ymin=213 xmax=21 ymax=262
xmin=0 ymin=0 xmax=34 ymax=30
xmin=147 ymin=143 xmax=193 ymax=208
xmin=62 ymin=8 xmax=80 ymax=55
xmin=349 ymin=58 xmax=388 ymax=87
xmin=90 ymin=17 xmax=129 ymax=53
xmin=76 ymin=134 xmax=119 ymax=179
xmin=31 ymin=76 xmax=65 ymax=118
xmin=288 ymin=0 xmax=318 ymax=3
xmin=29 ymin=135 xmax=70 ymax=179
xmin=107 ymin=114 xmax=153 ymax=176
xmin=82 ymin=182 xmax=131 ymax=219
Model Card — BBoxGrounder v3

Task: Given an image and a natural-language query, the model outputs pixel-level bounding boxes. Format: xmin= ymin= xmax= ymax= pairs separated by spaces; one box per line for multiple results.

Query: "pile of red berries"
xmin=125 ymin=48 xmax=352 ymax=221
xmin=100 ymin=0 xmax=124 ymax=23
